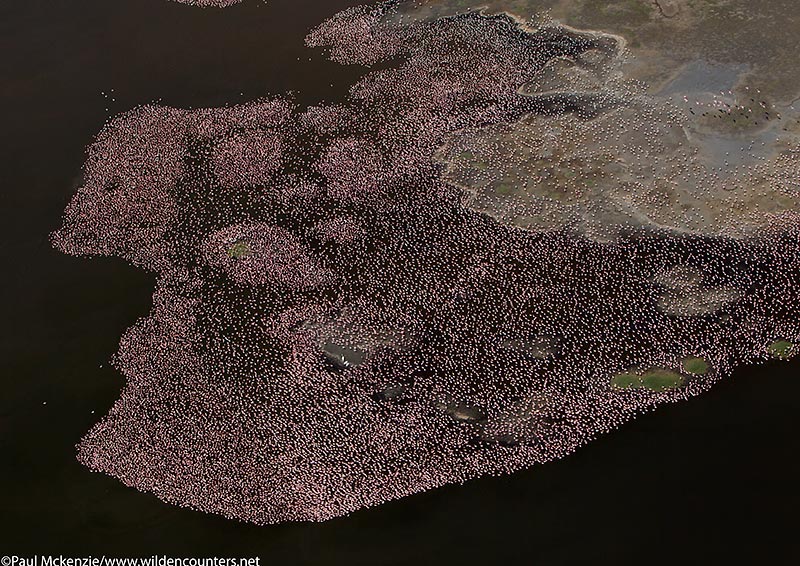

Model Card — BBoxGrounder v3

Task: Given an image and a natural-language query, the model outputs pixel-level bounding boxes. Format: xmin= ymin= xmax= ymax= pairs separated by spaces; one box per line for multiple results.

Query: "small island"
xmin=681 ymin=356 xmax=709 ymax=375
xmin=768 ymin=340 xmax=796 ymax=360
xmin=611 ymin=368 xmax=685 ymax=392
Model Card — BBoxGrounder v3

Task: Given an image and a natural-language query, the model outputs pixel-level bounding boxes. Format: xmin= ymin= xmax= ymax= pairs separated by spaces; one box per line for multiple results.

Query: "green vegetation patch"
xmin=768 ymin=340 xmax=796 ymax=360
xmin=227 ymin=240 xmax=251 ymax=259
xmin=641 ymin=369 xmax=685 ymax=391
xmin=681 ymin=356 xmax=709 ymax=375
xmin=611 ymin=368 xmax=685 ymax=392
xmin=610 ymin=372 xmax=641 ymax=389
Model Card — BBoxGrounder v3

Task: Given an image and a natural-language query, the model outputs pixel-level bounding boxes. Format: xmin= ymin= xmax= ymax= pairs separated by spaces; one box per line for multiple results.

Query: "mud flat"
xmin=405 ymin=0 xmax=800 ymax=240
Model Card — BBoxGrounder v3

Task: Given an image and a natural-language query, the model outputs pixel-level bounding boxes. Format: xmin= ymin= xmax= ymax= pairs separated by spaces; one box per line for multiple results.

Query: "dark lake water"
xmin=1 ymin=0 xmax=798 ymax=563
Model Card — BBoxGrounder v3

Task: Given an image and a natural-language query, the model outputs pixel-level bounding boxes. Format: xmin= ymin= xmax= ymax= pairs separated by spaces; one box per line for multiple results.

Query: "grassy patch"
xmin=768 ymin=340 xmax=795 ymax=360
xmin=610 ymin=372 xmax=641 ymax=389
xmin=611 ymin=368 xmax=685 ymax=392
xmin=641 ymin=369 xmax=684 ymax=392
xmin=227 ymin=240 xmax=251 ymax=259
xmin=682 ymin=356 xmax=709 ymax=375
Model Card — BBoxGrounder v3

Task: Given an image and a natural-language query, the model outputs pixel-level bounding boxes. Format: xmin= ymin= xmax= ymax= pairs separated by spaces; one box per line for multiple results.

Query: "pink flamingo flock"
xmin=52 ymin=1 xmax=800 ymax=523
